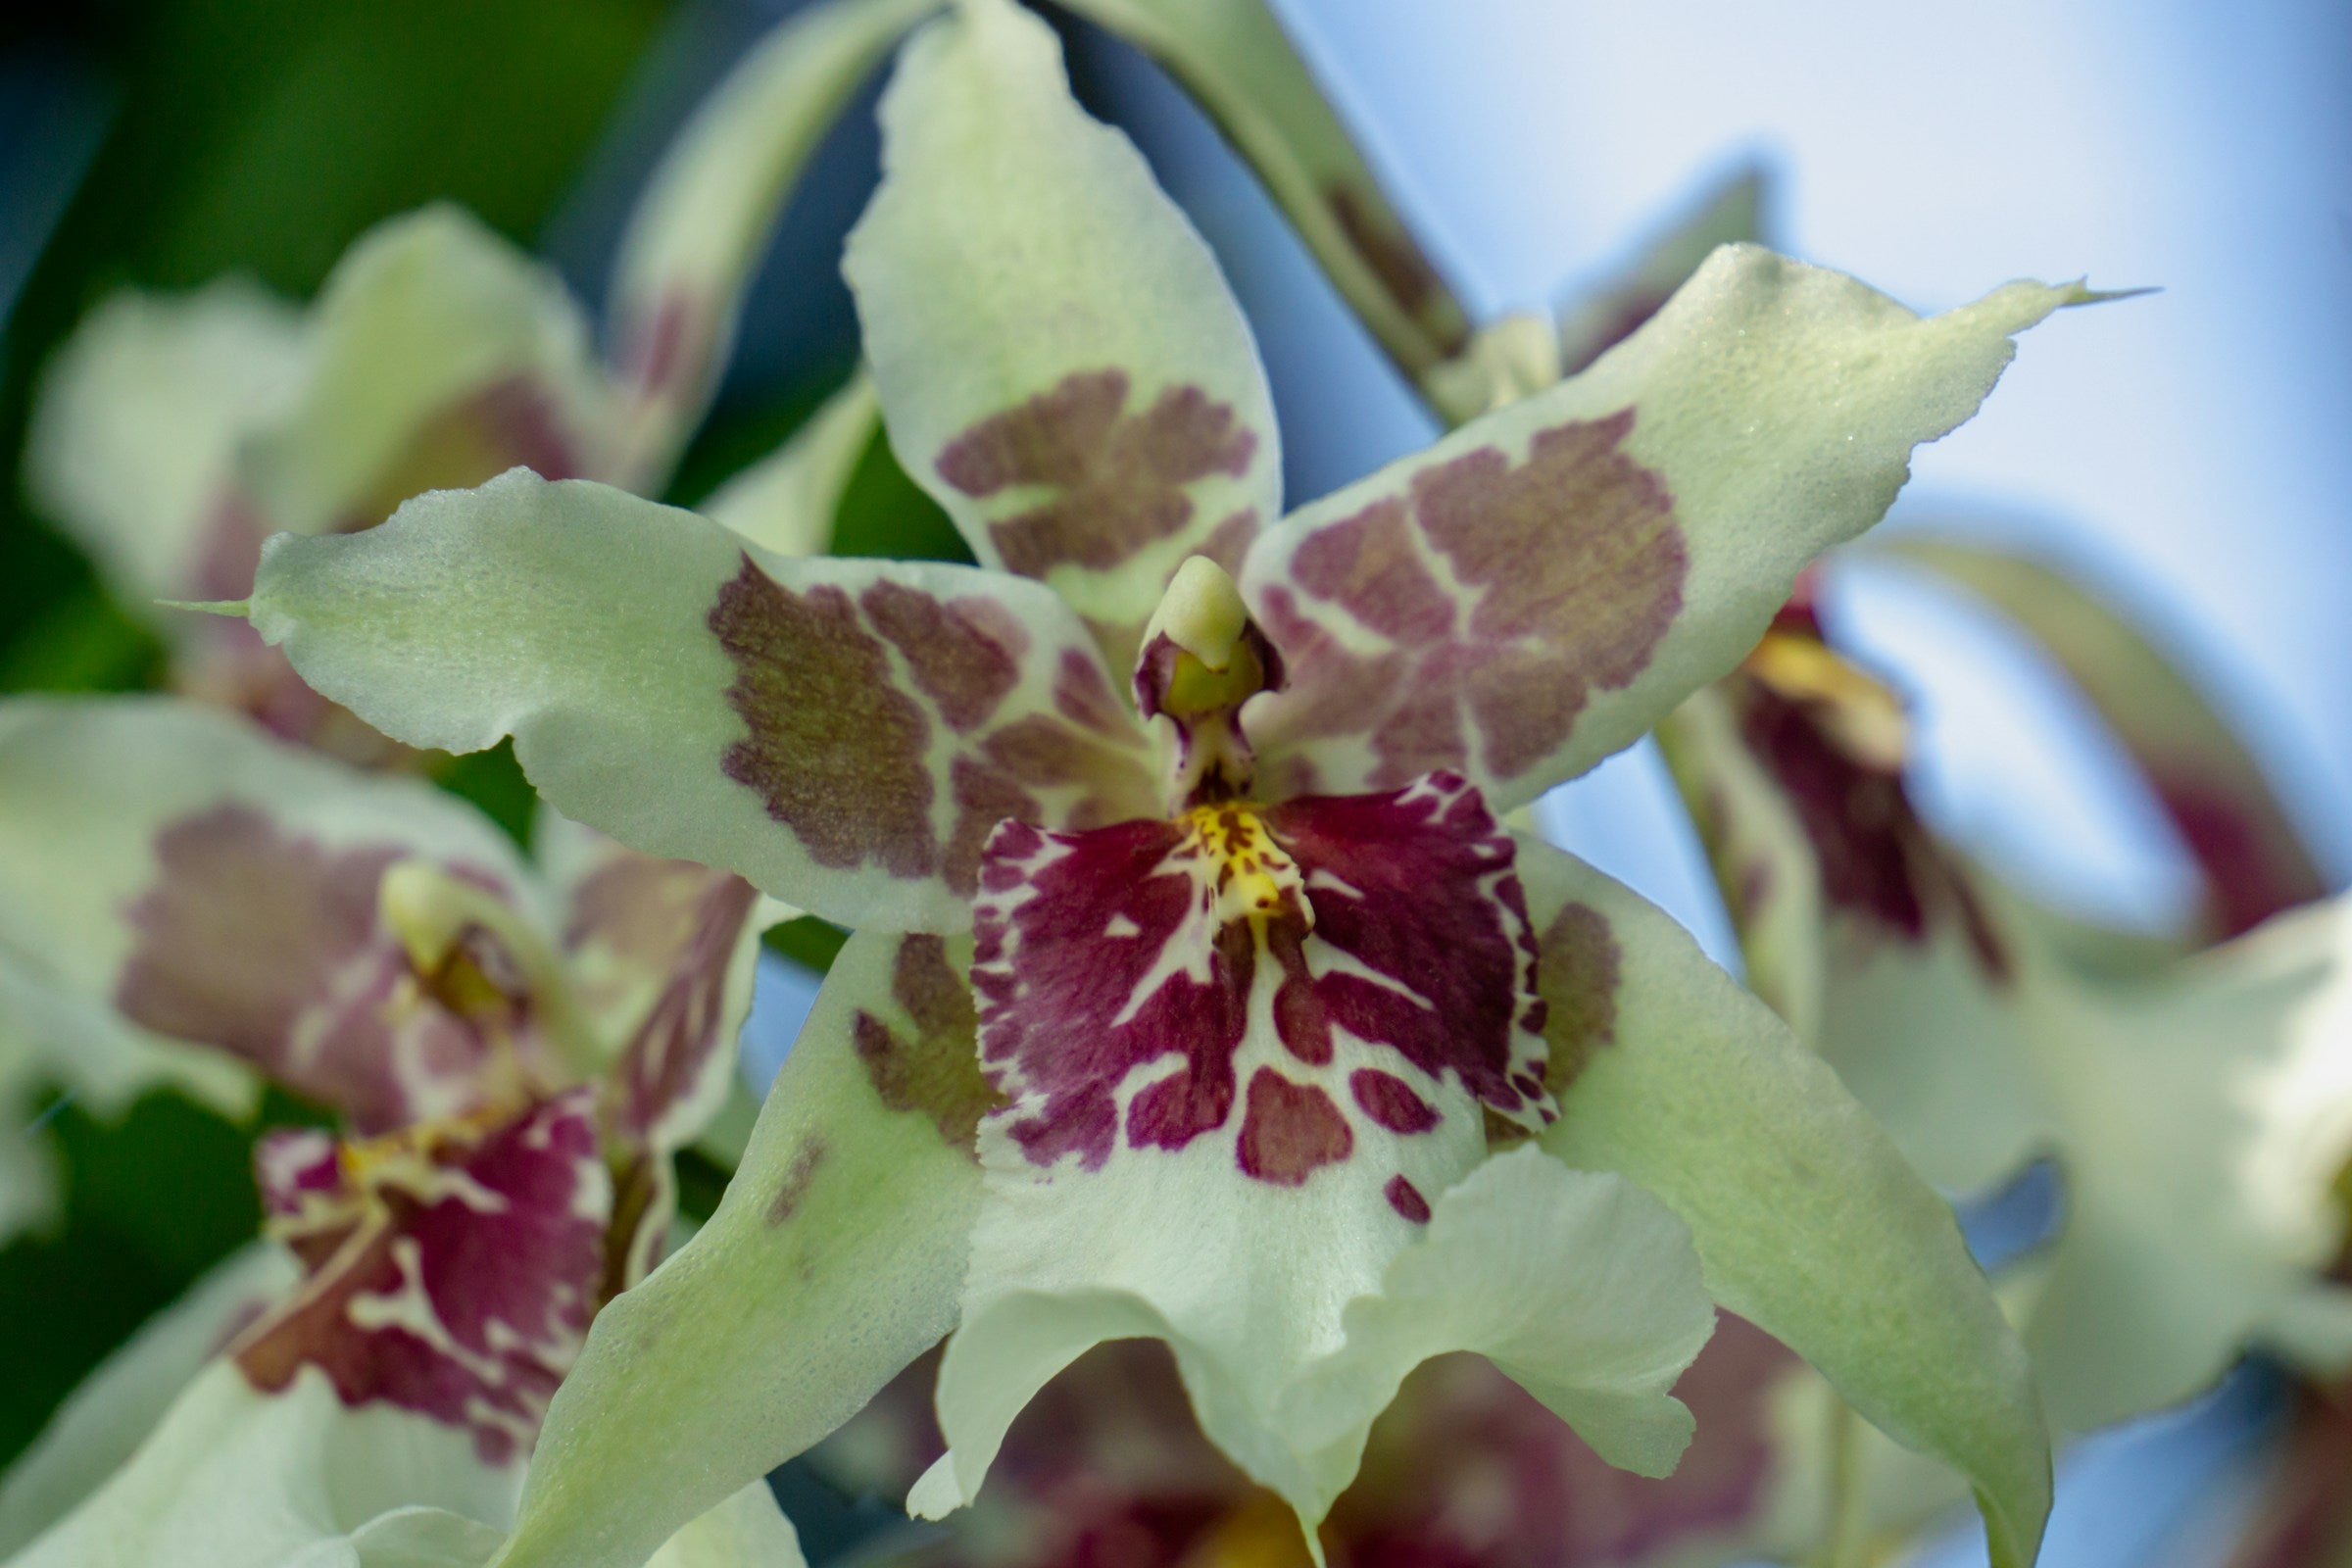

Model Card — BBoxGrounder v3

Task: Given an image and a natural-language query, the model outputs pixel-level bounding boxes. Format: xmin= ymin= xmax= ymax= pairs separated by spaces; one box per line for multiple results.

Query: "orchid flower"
xmin=805 ymin=1306 xmax=1998 ymax=1568
xmin=2 ymin=0 xmax=941 ymax=1239
xmin=22 ymin=0 xmax=945 ymax=763
xmin=234 ymin=2 xmax=2096 ymax=1561
xmin=1654 ymin=572 xmax=2352 ymax=1437
xmin=0 ymin=697 xmax=792 ymax=1566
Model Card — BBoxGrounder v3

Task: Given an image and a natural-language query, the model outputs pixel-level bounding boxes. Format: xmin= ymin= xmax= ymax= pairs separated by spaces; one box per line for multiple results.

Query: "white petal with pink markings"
xmin=910 ymin=773 xmax=1706 ymax=1547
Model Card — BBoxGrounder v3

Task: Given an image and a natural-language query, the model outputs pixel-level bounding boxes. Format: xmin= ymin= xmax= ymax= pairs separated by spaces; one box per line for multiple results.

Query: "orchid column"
xmin=241 ymin=2 xmax=2096 ymax=1563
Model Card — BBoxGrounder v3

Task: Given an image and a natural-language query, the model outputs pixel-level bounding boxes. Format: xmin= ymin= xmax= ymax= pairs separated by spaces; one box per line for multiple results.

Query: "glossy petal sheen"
xmin=844 ymin=0 xmax=1281 ymax=660
xmin=1523 ymin=840 xmax=2052 ymax=1568
xmin=491 ymin=930 xmax=988 ymax=1568
xmin=248 ymin=470 xmax=1157 ymax=933
xmin=1242 ymin=246 xmax=2096 ymax=812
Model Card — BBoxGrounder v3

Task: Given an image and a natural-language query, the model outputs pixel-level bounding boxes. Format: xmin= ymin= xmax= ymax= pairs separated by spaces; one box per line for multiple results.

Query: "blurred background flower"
xmin=2 ymin=1 xmax=2344 ymax=1564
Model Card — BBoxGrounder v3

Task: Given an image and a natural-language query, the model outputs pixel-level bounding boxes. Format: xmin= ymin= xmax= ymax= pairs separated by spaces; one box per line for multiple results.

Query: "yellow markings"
xmin=1183 ymin=804 xmax=1306 ymax=926
xmin=1745 ymin=629 xmax=1909 ymax=769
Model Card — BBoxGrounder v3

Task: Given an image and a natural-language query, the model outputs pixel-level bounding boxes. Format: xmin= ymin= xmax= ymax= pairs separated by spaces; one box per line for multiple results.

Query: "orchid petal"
xmin=24 ymin=280 xmax=303 ymax=619
xmin=643 ymin=1484 xmax=806 ymax=1568
xmin=240 ymin=207 xmax=607 ymax=538
xmin=1879 ymin=534 xmax=2329 ymax=939
xmin=843 ymin=0 xmax=1282 ymax=663
xmin=603 ymin=0 xmax=942 ymax=491
xmin=1050 ymin=0 xmax=1470 ymax=381
xmin=0 ymin=1245 xmax=300 ymax=1557
xmin=7 ymin=1362 xmax=514 ymax=1568
xmin=1242 ymin=247 xmax=2098 ymax=812
xmin=1555 ymin=165 xmax=1768 ymax=377
xmin=0 ymin=698 xmax=533 ymax=1133
xmin=700 ymin=373 xmax=879 ymax=560
xmin=249 ymin=470 xmax=1157 ymax=932
xmin=1665 ymin=627 xmax=2352 ymax=1424
xmin=491 ymin=930 xmax=988 ymax=1568
xmin=1521 ymin=839 xmax=2051 ymax=1568
xmin=536 ymin=809 xmax=788 ymax=1284
xmin=2007 ymin=902 xmax=2352 ymax=1427
xmin=908 ymin=777 xmax=1708 ymax=1547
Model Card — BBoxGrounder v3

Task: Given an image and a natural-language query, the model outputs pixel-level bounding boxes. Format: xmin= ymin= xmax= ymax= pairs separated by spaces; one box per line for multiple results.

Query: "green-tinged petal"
xmin=535 ymin=808 xmax=791 ymax=1284
xmin=0 ymin=1245 xmax=300 ymax=1557
xmin=1664 ymin=616 xmax=2352 ymax=1426
xmin=0 ymin=697 xmax=533 ymax=1133
xmin=1878 ymin=533 xmax=2330 ymax=939
xmin=1987 ymin=900 xmax=2352 ymax=1429
xmin=604 ymin=0 xmax=941 ymax=490
xmin=1052 ymin=0 xmax=1469 ymax=380
xmin=24 ymin=281 xmax=304 ymax=619
xmin=1655 ymin=681 xmax=1830 ymax=1044
xmin=1555 ymin=165 xmax=1769 ymax=377
xmin=1242 ymin=246 xmax=2098 ymax=812
xmin=250 ymin=471 xmax=1156 ymax=932
xmin=909 ymin=780 xmax=1709 ymax=1554
xmin=1522 ymin=839 xmax=2051 ymax=1568
xmin=843 ymin=0 xmax=1282 ymax=662
xmin=644 ymin=1484 xmax=804 ymax=1568
xmin=8 ymin=1362 xmax=518 ymax=1568
xmin=241 ymin=206 xmax=609 ymax=538
xmin=492 ymin=930 xmax=987 ymax=1568
xmin=699 ymin=373 xmax=879 ymax=560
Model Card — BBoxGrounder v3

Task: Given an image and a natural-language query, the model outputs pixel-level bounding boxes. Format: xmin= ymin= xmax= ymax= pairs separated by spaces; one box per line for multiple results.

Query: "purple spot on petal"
xmin=1384 ymin=1173 xmax=1432 ymax=1224
xmin=935 ymin=368 xmax=1256 ymax=582
xmin=1235 ymin=1069 xmax=1352 ymax=1187
xmin=710 ymin=558 xmax=938 ymax=880
xmin=1351 ymin=1069 xmax=1440 ymax=1135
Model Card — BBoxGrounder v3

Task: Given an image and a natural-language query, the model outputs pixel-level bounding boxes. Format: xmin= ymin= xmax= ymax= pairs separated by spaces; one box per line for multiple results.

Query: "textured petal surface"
xmin=1555 ymin=166 xmax=1768 ymax=377
xmin=603 ymin=0 xmax=940 ymax=490
xmin=249 ymin=471 xmax=1156 ymax=933
xmin=24 ymin=279 xmax=303 ymax=616
xmin=492 ymin=930 xmax=988 ymax=1568
xmin=1053 ymin=0 xmax=1470 ymax=380
xmin=912 ymin=778 xmax=1707 ymax=1542
xmin=1523 ymin=840 xmax=2051 ymax=1568
xmin=1881 ymin=533 xmax=2330 ymax=939
xmin=0 ymin=698 xmax=533 ymax=1134
xmin=843 ymin=0 xmax=1281 ymax=662
xmin=239 ymin=206 xmax=606 ymax=537
xmin=1241 ymin=247 xmax=2095 ymax=812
